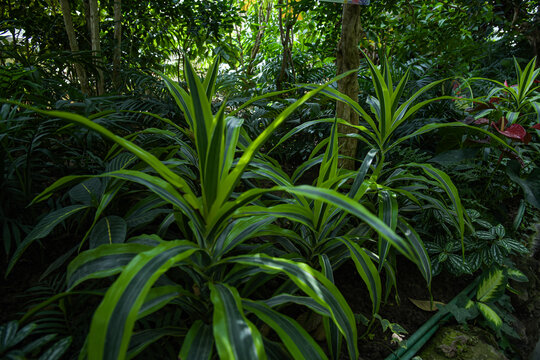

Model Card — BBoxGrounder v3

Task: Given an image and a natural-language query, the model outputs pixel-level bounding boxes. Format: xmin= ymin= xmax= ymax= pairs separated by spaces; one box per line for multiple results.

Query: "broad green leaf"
xmin=68 ymin=178 xmax=103 ymax=206
xmin=89 ymin=216 xmax=127 ymax=249
xmin=88 ymin=241 xmax=198 ymax=360
xmin=179 ymin=321 xmax=213 ymax=360
xmin=476 ymin=302 xmax=502 ymax=330
xmin=507 ymin=160 xmax=540 ymax=209
xmin=6 ymin=205 xmax=90 ymax=276
xmin=210 ymin=283 xmax=266 ymax=360
xmin=506 ymin=268 xmax=528 ymax=282
xmin=476 ymin=268 xmax=506 ymax=303
xmin=243 ymin=299 xmax=327 ymax=360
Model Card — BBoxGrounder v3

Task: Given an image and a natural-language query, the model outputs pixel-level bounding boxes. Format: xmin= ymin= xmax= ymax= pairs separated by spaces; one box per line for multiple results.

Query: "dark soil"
xmin=334 ymin=258 xmax=475 ymax=360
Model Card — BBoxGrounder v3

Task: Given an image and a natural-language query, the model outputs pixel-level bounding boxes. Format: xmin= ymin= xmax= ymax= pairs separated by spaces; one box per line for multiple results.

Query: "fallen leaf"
xmin=409 ymin=298 xmax=446 ymax=311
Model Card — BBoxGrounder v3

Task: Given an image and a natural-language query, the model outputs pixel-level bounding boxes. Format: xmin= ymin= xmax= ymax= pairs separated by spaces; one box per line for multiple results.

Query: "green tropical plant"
xmin=0 ymin=320 xmax=71 ymax=360
xmin=2 ymin=56 xmax=424 ymax=359
xmin=278 ymin=55 xmax=514 ymax=289
xmin=425 ymin=210 xmax=529 ymax=276
xmin=241 ymin=120 xmax=436 ymax=358
xmin=470 ymin=57 xmax=539 ymax=131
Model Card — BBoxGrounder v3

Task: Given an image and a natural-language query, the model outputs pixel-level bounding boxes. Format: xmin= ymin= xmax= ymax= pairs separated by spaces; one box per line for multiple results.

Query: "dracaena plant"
xmin=283 ymin=55 xmax=514 ymax=291
xmin=4 ymin=57 xmax=416 ymax=360
xmin=240 ymin=121 xmax=434 ymax=359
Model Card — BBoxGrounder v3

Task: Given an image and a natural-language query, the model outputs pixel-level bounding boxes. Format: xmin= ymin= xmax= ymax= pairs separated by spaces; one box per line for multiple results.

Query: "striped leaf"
xmin=335 ymin=237 xmax=382 ymax=315
xmin=224 ymin=254 xmax=358 ymax=360
xmin=128 ymin=327 xmax=186 ymax=360
xmin=212 ymin=215 xmax=276 ymax=258
xmin=210 ymin=69 xmax=359 ymax=216
xmin=67 ymin=243 xmax=152 ymax=289
xmin=264 ymin=294 xmax=330 ymax=316
xmin=319 ymin=255 xmax=342 ymax=360
xmin=88 ymin=241 xmax=198 ymax=360
xmin=377 ymin=190 xmax=398 ymax=271
xmin=283 ymin=186 xmax=415 ymax=261
xmin=397 ymin=219 xmax=431 ymax=286
xmin=179 ymin=321 xmax=213 ymax=360
xmin=37 ymin=336 xmax=71 ymax=360
xmin=209 ymin=283 xmax=266 ymax=360
xmin=407 ymin=163 xmax=465 ymax=248
xmin=137 ymin=286 xmax=184 ymax=319
xmin=476 ymin=268 xmax=506 ymax=303
xmin=476 ymin=302 xmax=502 ymax=330
xmin=243 ymin=299 xmax=328 ymax=360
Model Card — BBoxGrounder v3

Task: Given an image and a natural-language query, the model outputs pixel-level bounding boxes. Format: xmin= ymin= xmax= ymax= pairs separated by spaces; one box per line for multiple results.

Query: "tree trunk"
xmin=59 ymin=0 xmax=90 ymax=95
xmin=277 ymin=1 xmax=296 ymax=91
xmin=336 ymin=4 xmax=362 ymax=169
xmin=112 ymin=0 xmax=122 ymax=89
xmin=247 ymin=1 xmax=273 ymax=76
xmin=88 ymin=0 xmax=105 ymax=95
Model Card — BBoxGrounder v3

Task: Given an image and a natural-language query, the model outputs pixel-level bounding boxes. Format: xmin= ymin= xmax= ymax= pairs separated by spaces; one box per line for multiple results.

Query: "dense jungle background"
xmin=1 ymin=0 xmax=540 ymax=359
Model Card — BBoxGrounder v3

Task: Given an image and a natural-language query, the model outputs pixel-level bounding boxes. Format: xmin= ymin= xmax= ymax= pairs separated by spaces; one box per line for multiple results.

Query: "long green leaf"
xmin=336 ymin=237 xmax=382 ymax=314
xmin=319 ymin=255 xmax=342 ymax=360
xmin=284 ymin=186 xmax=414 ymax=260
xmin=243 ymin=299 xmax=328 ymax=360
xmin=387 ymin=122 xmax=516 ymax=153
xmin=377 ymin=190 xmax=398 ymax=271
xmin=224 ymin=254 xmax=358 ymax=360
xmin=127 ymin=327 xmax=186 ymax=360
xmin=179 ymin=321 xmax=213 ymax=360
xmin=67 ymin=243 xmax=151 ymax=289
xmin=211 ymin=70 xmax=359 ymax=216
xmin=88 ymin=241 xmax=198 ymax=360
xmin=210 ymin=283 xmax=266 ymax=360
xmin=6 ymin=205 xmax=89 ymax=277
